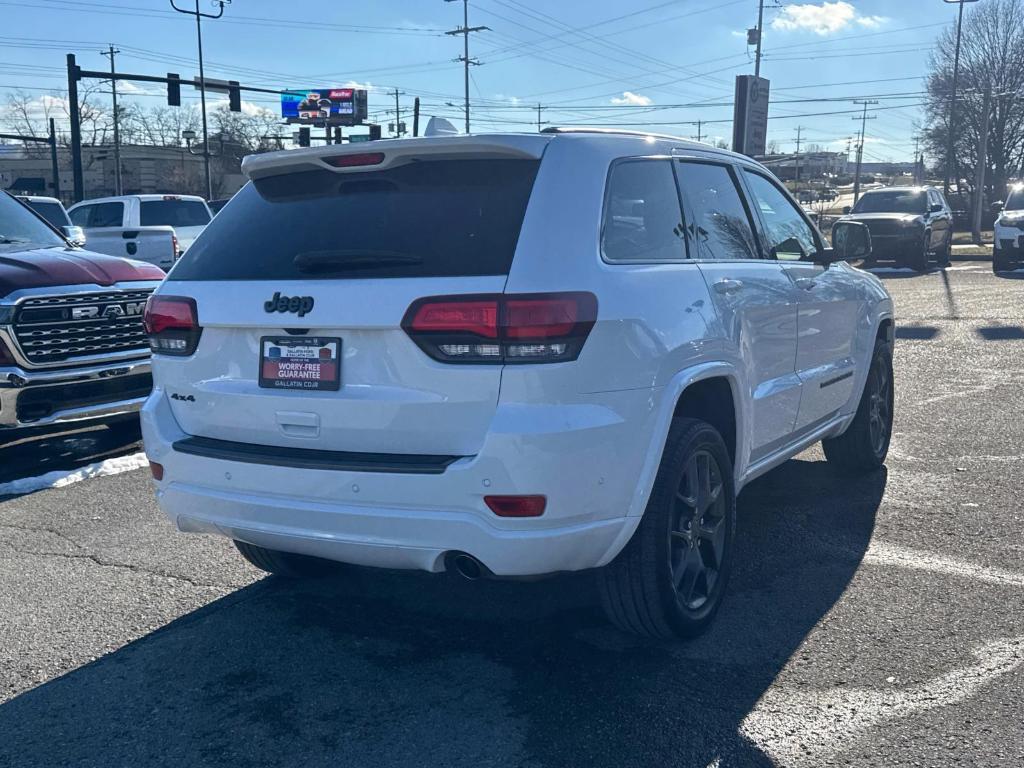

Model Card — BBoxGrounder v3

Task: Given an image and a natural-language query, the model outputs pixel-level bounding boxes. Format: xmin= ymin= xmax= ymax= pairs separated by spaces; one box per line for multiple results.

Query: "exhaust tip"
xmin=446 ymin=552 xmax=485 ymax=580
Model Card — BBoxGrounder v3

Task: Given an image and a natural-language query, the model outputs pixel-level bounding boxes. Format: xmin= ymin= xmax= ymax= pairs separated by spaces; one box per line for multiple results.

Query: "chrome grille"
xmin=12 ymin=290 xmax=154 ymax=365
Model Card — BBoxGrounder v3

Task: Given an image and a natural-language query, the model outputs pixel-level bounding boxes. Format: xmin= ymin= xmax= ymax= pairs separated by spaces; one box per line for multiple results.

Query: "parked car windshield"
xmin=1005 ymin=187 xmax=1024 ymax=211
xmin=0 ymin=193 xmax=65 ymax=248
xmin=852 ymin=190 xmax=927 ymax=215
xmin=140 ymin=199 xmax=211 ymax=227
xmin=24 ymin=200 xmax=69 ymax=229
xmin=169 ymin=159 xmax=540 ymax=281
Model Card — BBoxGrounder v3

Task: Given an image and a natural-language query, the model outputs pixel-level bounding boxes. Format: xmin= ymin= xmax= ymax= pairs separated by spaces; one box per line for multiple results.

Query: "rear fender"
xmin=593 ymin=361 xmax=745 ymax=567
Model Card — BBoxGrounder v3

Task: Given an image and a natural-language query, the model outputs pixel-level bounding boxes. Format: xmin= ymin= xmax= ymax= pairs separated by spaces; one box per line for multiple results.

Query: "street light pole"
xmin=943 ymin=0 xmax=980 ymax=198
xmin=169 ymin=0 xmax=230 ymax=200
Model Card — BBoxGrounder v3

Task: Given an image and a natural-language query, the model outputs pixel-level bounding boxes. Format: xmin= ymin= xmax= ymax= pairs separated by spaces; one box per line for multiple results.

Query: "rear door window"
xmin=71 ymin=202 xmax=124 ymax=228
xmin=675 ymin=161 xmax=758 ymax=260
xmin=169 ymin=159 xmax=540 ymax=281
xmin=141 ymin=200 xmax=211 ymax=227
xmin=601 ymin=159 xmax=686 ymax=262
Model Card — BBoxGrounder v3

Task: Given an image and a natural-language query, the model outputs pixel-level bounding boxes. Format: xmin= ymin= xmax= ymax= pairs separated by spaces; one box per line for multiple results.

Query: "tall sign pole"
xmin=852 ymin=100 xmax=878 ymax=205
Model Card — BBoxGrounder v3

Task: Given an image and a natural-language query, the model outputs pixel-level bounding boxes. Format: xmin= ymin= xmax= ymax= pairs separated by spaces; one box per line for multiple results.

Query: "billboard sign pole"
xmin=732 ymin=75 xmax=770 ymax=157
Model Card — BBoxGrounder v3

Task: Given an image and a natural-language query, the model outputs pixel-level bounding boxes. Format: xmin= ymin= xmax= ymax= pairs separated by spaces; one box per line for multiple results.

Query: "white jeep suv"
xmin=142 ymin=130 xmax=894 ymax=638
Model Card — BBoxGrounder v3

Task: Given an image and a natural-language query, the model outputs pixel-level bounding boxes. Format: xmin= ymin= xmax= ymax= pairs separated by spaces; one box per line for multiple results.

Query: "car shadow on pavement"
xmin=0 ymin=422 xmax=141 ymax=487
xmin=0 ymin=458 xmax=886 ymax=768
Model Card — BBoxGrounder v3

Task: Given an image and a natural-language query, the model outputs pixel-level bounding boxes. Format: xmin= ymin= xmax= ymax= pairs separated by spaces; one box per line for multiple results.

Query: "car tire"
xmin=234 ymin=540 xmax=335 ymax=578
xmin=907 ymin=233 xmax=930 ymax=272
xmin=937 ymin=232 xmax=952 ymax=267
xmin=822 ymin=340 xmax=894 ymax=474
xmin=993 ymin=253 xmax=1016 ymax=273
xmin=596 ymin=418 xmax=736 ymax=639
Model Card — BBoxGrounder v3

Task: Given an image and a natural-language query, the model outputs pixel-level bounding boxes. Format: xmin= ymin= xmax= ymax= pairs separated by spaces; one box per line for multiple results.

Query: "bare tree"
xmin=2 ymin=86 xmax=113 ymax=150
xmin=120 ymin=104 xmax=202 ymax=147
xmin=924 ymin=0 xmax=1024 ymax=200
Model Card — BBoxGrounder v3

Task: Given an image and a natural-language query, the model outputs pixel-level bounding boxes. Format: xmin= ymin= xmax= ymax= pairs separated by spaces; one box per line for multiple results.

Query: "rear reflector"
xmin=149 ymin=461 xmax=164 ymax=481
xmin=143 ymin=295 xmax=202 ymax=356
xmin=485 ymin=495 xmax=546 ymax=517
xmin=323 ymin=152 xmax=385 ymax=168
xmin=403 ymin=292 xmax=597 ymax=364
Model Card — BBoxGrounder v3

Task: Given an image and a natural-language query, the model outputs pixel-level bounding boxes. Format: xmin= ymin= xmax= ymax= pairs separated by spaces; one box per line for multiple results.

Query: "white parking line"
xmin=742 ymin=636 xmax=1024 ymax=766
xmin=0 ymin=452 xmax=149 ymax=498
xmin=864 ymin=541 xmax=1024 ymax=589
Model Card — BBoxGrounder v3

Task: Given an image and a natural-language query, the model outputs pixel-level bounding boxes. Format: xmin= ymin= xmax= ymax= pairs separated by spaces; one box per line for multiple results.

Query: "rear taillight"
xmin=143 ymin=295 xmax=201 ymax=356
xmin=402 ymin=292 xmax=597 ymax=364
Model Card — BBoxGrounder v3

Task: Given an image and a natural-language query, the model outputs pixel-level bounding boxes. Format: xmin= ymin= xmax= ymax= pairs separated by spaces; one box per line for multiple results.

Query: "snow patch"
xmin=0 ymin=452 xmax=149 ymax=498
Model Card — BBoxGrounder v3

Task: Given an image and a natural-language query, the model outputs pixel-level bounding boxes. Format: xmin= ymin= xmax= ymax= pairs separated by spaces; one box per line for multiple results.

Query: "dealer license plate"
xmin=259 ymin=336 xmax=341 ymax=391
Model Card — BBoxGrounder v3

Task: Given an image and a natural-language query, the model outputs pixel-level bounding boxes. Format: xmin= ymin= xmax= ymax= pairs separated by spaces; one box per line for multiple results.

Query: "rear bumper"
xmin=0 ymin=358 xmax=151 ymax=430
xmin=142 ymin=385 xmax=659 ymax=576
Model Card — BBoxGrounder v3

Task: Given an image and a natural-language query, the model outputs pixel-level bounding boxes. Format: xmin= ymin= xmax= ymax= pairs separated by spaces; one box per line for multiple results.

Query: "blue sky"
xmin=0 ymin=0 xmax=961 ymax=161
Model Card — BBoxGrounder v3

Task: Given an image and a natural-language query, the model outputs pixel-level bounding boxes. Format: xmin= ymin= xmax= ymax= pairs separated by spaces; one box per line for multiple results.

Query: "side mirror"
xmin=929 ymin=203 xmax=944 ymax=213
xmin=62 ymin=225 xmax=86 ymax=246
xmin=830 ymin=220 xmax=872 ymax=262
xmin=992 ymin=201 xmax=1004 ymax=214
xmin=842 ymin=205 xmax=852 ymax=215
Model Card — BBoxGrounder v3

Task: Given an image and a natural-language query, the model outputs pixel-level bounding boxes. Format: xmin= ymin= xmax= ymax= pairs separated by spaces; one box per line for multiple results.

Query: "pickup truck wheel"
xmin=822 ymin=341 xmax=894 ymax=473
xmin=597 ymin=418 xmax=736 ymax=639
xmin=234 ymin=540 xmax=334 ymax=578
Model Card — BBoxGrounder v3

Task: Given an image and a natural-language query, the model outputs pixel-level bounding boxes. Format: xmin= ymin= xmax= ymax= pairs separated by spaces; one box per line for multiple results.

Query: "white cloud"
xmin=610 ymin=91 xmax=653 ymax=106
xmin=771 ymin=2 xmax=886 ymax=36
xmin=344 ymin=80 xmax=375 ymax=92
xmin=495 ymin=93 xmax=521 ymax=106
xmin=731 ymin=30 xmax=747 ymax=38
xmin=857 ymin=15 xmax=888 ymax=28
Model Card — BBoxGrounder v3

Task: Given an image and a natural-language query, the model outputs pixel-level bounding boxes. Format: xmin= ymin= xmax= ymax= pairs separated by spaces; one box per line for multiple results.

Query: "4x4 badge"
xmin=263 ymin=292 xmax=314 ymax=318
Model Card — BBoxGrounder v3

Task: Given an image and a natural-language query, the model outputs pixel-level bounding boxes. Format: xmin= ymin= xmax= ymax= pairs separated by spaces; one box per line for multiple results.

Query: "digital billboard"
xmin=281 ymin=88 xmax=368 ymax=126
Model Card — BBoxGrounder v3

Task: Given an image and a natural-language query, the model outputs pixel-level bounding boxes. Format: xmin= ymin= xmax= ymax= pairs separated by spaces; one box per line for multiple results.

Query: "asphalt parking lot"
xmin=1 ymin=261 xmax=1021 ymax=768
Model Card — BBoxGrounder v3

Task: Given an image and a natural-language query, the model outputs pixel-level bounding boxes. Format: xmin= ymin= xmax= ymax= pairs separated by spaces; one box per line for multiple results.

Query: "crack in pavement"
xmin=0 ymin=525 xmax=228 ymax=590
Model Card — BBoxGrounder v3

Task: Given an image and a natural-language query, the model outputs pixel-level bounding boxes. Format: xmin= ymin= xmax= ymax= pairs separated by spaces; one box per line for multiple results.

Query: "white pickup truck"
xmin=68 ymin=194 xmax=213 ymax=259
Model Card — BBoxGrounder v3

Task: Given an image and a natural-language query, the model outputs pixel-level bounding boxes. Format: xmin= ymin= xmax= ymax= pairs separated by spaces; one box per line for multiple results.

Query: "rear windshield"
xmin=168 ymin=159 xmax=540 ymax=281
xmin=140 ymin=200 xmax=211 ymax=227
xmin=26 ymin=201 xmax=68 ymax=228
xmin=853 ymin=190 xmax=926 ymax=215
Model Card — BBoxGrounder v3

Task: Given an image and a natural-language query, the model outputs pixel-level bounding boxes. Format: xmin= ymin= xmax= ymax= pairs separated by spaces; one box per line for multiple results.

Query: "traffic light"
xmin=368 ymin=123 xmax=382 ymax=141
xmin=228 ymin=81 xmax=241 ymax=112
xmin=298 ymin=127 xmax=310 ymax=147
xmin=167 ymin=73 xmax=180 ymax=107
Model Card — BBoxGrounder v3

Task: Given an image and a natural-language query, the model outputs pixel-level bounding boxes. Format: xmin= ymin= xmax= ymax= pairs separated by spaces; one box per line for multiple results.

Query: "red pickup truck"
xmin=1 ymin=191 xmax=165 ymax=438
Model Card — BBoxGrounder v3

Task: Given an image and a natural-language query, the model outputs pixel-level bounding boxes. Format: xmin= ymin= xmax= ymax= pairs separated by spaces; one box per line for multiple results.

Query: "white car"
xmin=141 ymin=131 xmax=893 ymax=638
xmin=993 ymin=184 xmax=1024 ymax=272
xmin=68 ymin=193 xmax=212 ymax=253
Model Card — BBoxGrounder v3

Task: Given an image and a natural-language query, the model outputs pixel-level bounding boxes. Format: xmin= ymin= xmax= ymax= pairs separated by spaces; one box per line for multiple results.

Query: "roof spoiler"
xmin=242 ymin=135 xmax=552 ymax=181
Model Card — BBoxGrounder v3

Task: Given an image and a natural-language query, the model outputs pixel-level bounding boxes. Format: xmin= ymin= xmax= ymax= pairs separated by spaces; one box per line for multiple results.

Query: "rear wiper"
xmin=294 ymin=249 xmax=423 ymax=273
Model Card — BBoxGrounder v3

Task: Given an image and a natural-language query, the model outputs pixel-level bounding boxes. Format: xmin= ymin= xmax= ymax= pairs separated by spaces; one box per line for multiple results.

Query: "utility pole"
xmin=943 ymin=0 xmax=979 ymax=197
xmin=971 ymin=88 xmax=991 ymax=245
xmin=852 ymin=100 xmax=878 ymax=204
xmin=393 ymin=88 xmax=403 ymax=136
xmin=67 ymin=53 xmax=84 ymax=202
xmin=445 ymin=0 xmax=487 ymax=134
xmin=100 ymin=45 xmax=122 ymax=195
xmin=169 ymin=0 xmax=230 ymax=200
xmin=692 ymin=120 xmax=703 ymax=143
xmin=536 ymin=103 xmax=543 ymax=132
xmin=794 ymin=125 xmax=803 ymax=194
xmin=754 ymin=0 xmax=765 ymax=78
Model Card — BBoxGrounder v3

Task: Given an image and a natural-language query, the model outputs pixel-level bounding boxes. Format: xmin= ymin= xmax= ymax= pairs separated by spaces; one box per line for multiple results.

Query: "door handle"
xmin=794 ymin=277 xmax=818 ymax=290
xmin=713 ymin=279 xmax=744 ymax=295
